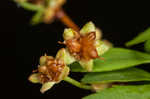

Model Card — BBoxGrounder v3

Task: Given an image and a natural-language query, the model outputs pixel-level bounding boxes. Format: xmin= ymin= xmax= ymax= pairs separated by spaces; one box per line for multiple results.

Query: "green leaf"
xmin=144 ymin=39 xmax=150 ymax=54
xmin=83 ymin=84 xmax=150 ymax=99
xmin=126 ymin=28 xmax=150 ymax=47
xmin=69 ymin=48 xmax=150 ymax=72
xmin=81 ymin=68 xmax=150 ymax=84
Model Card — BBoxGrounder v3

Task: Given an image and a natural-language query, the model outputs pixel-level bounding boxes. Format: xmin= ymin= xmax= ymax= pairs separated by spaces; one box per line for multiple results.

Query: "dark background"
xmin=2 ymin=0 xmax=150 ymax=99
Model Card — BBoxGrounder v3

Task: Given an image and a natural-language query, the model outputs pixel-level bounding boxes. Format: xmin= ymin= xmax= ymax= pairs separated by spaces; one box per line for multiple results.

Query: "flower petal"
xmin=95 ymin=40 xmax=111 ymax=56
xmin=56 ymin=48 xmax=76 ymax=65
xmin=28 ymin=73 xmax=40 ymax=83
xmin=40 ymin=82 xmax=55 ymax=93
xmin=79 ymin=60 xmax=94 ymax=72
xmin=80 ymin=21 xmax=96 ymax=35
xmin=95 ymin=28 xmax=102 ymax=40
xmin=57 ymin=66 xmax=70 ymax=82
xmin=63 ymin=28 xmax=77 ymax=40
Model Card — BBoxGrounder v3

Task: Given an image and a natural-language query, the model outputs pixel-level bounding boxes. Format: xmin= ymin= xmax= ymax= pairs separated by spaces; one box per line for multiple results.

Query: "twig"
xmin=15 ymin=1 xmax=44 ymax=11
xmin=64 ymin=76 xmax=92 ymax=90
xmin=56 ymin=9 xmax=80 ymax=32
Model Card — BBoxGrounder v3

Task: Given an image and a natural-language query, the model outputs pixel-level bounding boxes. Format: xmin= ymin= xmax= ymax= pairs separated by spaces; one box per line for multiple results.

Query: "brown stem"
xmin=56 ymin=9 xmax=80 ymax=32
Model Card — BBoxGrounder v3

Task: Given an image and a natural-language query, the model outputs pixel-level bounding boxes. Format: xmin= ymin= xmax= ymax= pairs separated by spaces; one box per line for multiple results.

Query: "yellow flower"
xmin=61 ymin=21 xmax=111 ymax=71
xmin=28 ymin=55 xmax=69 ymax=93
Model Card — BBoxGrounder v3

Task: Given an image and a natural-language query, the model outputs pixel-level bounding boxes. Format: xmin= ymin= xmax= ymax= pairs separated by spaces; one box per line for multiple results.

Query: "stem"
xmin=15 ymin=1 xmax=44 ymax=11
xmin=64 ymin=76 xmax=92 ymax=90
xmin=56 ymin=9 xmax=80 ymax=32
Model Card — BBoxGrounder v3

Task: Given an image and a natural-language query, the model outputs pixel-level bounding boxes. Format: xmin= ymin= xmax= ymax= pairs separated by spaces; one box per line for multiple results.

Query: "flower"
xmin=28 ymin=55 xmax=69 ymax=93
xmin=15 ymin=0 xmax=66 ymax=24
xmin=61 ymin=21 xmax=111 ymax=71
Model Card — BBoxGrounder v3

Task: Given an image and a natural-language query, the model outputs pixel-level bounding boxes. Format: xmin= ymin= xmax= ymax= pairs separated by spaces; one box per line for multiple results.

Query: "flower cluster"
xmin=28 ymin=21 xmax=111 ymax=93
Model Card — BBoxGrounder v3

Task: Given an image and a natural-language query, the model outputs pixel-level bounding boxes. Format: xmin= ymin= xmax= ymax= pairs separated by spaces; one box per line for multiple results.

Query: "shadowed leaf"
xmin=144 ymin=39 xmax=150 ymax=54
xmin=126 ymin=28 xmax=150 ymax=47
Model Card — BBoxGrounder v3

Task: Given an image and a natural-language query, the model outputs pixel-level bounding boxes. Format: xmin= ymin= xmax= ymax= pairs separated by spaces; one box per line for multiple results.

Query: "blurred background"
xmin=2 ymin=0 xmax=150 ymax=99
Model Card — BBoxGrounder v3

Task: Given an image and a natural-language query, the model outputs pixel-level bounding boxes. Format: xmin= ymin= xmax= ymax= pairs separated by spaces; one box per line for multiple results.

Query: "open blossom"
xmin=28 ymin=21 xmax=112 ymax=92
xmin=28 ymin=55 xmax=69 ymax=93
xmin=60 ymin=21 xmax=111 ymax=71
xmin=61 ymin=22 xmax=99 ymax=61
